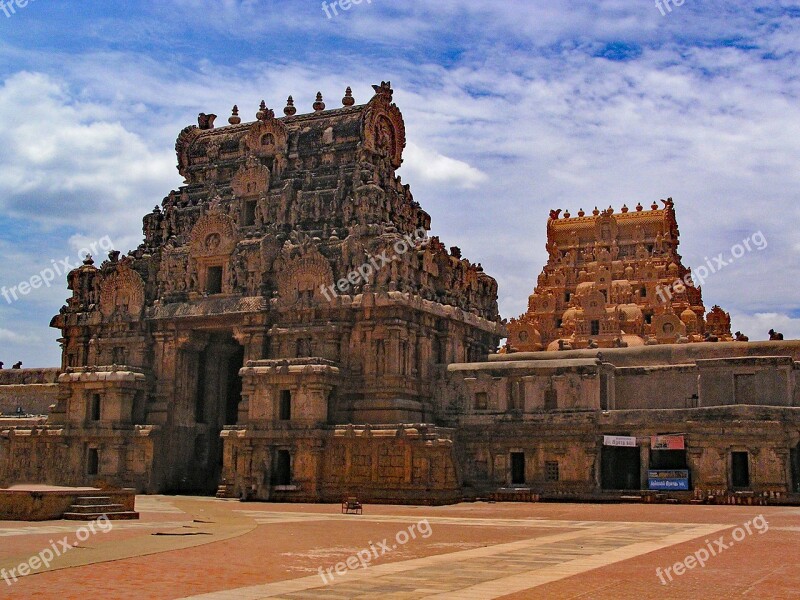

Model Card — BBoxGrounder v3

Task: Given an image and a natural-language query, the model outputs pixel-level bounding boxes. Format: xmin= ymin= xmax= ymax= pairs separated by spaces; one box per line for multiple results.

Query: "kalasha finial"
xmin=284 ymin=95 xmax=297 ymax=116
xmin=578 ymin=208 xmax=585 ymax=217
xmin=564 ymin=209 xmax=571 ymax=218
xmin=313 ymin=92 xmax=326 ymax=112
xmin=342 ymin=86 xmax=355 ymax=106
xmin=592 ymin=207 xmax=600 ymax=216
xmin=636 ymin=202 xmax=644 ymax=211
xmin=228 ymin=105 xmax=241 ymax=125
xmin=256 ymin=100 xmax=267 ymax=120
xmin=83 ymin=255 xmax=94 ymax=266
xmin=621 ymin=204 xmax=629 ymax=213
xmin=651 ymin=201 xmax=659 ymax=210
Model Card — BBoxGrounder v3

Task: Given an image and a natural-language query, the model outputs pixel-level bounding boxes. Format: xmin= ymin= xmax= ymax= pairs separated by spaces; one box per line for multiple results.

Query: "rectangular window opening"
xmin=279 ymin=390 xmax=292 ymax=421
xmin=206 ymin=266 xmax=223 ymax=295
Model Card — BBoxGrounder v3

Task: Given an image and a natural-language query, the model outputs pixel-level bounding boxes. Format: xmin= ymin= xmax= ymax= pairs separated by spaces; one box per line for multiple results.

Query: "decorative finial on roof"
xmin=636 ymin=202 xmax=643 ymax=211
xmin=256 ymin=100 xmax=267 ymax=120
xmin=372 ymin=81 xmax=393 ymax=98
xmin=83 ymin=255 xmax=94 ymax=266
xmin=313 ymin=92 xmax=326 ymax=112
xmin=651 ymin=201 xmax=659 ymax=210
xmin=284 ymin=95 xmax=297 ymax=116
xmin=592 ymin=206 xmax=600 ymax=216
xmin=342 ymin=86 xmax=355 ymax=106
xmin=621 ymin=204 xmax=629 ymax=213
xmin=197 ymin=113 xmax=216 ymax=130
xmin=564 ymin=209 xmax=571 ymax=218
xmin=578 ymin=208 xmax=585 ymax=217
xmin=228 ymin=105 xmax=241 ymax=125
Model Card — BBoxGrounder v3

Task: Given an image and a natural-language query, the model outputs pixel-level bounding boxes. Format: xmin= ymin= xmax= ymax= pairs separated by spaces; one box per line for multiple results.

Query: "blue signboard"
xmin=648 ymin=470 xmax=689 ymax=491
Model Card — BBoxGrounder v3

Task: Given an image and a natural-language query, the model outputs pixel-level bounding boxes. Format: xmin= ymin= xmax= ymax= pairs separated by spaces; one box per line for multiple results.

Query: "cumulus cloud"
xmin=402 ymin=142 xmax=487 ymax=189
xmin=0 ymin=328 xmax=41 ymax=346
xmin=0 ymin=72 xmax=178 ymax=246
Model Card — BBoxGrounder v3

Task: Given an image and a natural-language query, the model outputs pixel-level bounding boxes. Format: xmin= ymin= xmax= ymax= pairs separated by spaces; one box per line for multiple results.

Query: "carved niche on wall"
xmin=273 ymin=244 xmax=334 ymax=306
xmin=189 ymin=209 xmax=238 ymax=295
xmin=362 ymin=82 xmax=406 ymax=169
xmin=244 ymin=109 xmax=288 ymax=157
xmin=231 ymin=157 xmax=271 ymax=198
xmin=99 ymin=263 xmax=145 ymax=318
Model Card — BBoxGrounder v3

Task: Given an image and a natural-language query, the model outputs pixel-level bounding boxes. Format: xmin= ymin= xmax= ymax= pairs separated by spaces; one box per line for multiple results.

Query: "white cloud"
xmin=0 ymin=71 xmax=179 ymax=247
xmin=727 ymin=312 xmax=800 ymax=342
xmin=401 ymin=142 xmax=488 ymax=189
xmin=0 ymin=328 xmax=40 ymax=346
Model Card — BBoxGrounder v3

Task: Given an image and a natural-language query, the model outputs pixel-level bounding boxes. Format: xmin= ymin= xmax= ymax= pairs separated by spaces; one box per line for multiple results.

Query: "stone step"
xmin=63 ymin=511 xmax=140 ymax=521
xmin=67 ymin=503 xmax=126 ymax=514
xmin=73 ymin=496 xmax=112 ymax=506
xmin=216 ymin=483 xmax=235 ymax=499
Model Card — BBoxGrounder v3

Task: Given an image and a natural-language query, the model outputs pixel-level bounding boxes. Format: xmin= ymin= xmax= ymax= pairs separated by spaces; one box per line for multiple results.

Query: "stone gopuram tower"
xmin=507 ymin=200 xmax=732 ymax=352
xmin=34 ymin=82 xmax=504 ymax=501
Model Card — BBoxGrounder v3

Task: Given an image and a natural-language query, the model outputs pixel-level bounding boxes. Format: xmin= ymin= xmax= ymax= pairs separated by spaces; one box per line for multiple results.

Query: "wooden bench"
xmin=341 ymin=496 xmax=363 ymax=514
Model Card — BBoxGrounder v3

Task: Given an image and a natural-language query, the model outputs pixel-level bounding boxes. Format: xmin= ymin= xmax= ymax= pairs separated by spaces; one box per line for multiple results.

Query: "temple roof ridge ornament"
xmin=313 ymin=92 xmax=326 ymax=112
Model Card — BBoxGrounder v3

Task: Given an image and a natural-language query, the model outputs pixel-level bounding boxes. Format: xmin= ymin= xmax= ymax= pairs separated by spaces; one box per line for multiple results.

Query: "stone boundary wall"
xmin=0 ymin=369 xmax=60 ymax=416
xmin=487 ymin=340 xmax=800 ymax=367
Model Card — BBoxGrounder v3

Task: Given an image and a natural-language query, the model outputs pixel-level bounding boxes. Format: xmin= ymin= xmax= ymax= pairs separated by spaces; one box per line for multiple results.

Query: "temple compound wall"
xmin=447 ymin=341 xmax=800 ymax=499
xmin=0 ymin=369 xmax=59 ymax=416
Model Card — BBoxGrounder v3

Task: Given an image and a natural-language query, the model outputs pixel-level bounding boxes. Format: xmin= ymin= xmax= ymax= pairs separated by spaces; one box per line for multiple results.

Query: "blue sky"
xmin=0 ymin=0 xmax=798 ymax=366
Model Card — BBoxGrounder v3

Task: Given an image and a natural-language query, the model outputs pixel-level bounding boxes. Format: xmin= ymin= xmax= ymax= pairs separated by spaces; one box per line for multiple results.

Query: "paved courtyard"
xmin=1 ymin=497 xmax=798 ymax=598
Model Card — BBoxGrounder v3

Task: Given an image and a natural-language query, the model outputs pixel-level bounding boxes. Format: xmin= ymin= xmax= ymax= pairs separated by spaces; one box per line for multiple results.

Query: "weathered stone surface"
xmin=1 ymin=83 xmax=502 ymax=501
xmin=0 ymin=368 xmax=59 ymax=416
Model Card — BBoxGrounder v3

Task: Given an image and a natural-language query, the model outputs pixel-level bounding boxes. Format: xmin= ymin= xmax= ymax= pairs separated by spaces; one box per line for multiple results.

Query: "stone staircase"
xmin=62 ymin=495 xmax=139 ymax=521
xmin=216 ymin=481 xmax=235 ymax=499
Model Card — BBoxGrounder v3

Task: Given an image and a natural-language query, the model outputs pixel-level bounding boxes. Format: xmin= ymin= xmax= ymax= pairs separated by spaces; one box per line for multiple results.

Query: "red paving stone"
xmin=0 ymin=498 xmax=797 ymax=599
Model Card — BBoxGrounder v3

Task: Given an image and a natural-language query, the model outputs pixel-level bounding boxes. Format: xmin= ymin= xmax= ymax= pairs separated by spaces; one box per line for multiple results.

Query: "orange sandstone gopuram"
xmin=507 ymin=199 xmax=732 ymax=352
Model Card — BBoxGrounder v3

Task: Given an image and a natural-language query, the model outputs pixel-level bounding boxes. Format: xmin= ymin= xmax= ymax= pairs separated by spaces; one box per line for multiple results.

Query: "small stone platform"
xmin=0 ymin=485 xmax=138 ymax=521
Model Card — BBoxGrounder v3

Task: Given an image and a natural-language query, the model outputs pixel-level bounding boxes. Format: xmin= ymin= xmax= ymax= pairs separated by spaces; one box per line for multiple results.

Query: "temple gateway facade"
xmin=1 ymin=83 xmax=799 ymax=505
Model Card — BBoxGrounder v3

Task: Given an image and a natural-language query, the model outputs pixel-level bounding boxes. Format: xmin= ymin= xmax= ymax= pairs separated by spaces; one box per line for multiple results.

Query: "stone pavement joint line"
xmin=180 ymin=521 xmax=729 ymax=600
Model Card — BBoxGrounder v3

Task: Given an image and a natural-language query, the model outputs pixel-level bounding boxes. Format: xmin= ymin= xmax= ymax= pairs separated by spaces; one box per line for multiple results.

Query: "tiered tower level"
xmin=42 ymin=82 xmax=502 ymax=495
xmin=507 ymin=200 xmax=732 ymax=352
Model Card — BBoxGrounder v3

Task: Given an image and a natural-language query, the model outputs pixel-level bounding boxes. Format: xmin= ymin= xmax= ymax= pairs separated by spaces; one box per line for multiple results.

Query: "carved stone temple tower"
xmin=507 ymin=200 xmax=732 ymax=352
xmin=24 ymin=82 xmax=503 ymax=501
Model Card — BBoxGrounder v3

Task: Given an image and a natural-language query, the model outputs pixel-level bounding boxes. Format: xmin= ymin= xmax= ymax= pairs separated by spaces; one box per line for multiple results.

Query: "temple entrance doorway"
xmin=190 ymin=332 xmax=244 ymax=493
xmin=601 ymin=446 xmax=641 ymax=490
